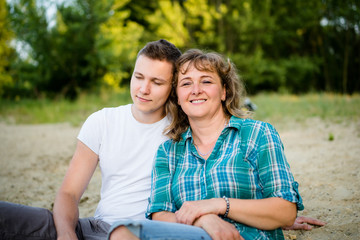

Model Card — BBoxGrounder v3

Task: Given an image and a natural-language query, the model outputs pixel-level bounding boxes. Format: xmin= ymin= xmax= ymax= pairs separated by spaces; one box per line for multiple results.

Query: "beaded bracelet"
xmin=222 ymin=196 xmax=230 ymax=218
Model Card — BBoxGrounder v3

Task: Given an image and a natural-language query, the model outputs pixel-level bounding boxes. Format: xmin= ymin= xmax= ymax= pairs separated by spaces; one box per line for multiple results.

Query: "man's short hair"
xmin=137 ymin=39 xmax=181 ymax=68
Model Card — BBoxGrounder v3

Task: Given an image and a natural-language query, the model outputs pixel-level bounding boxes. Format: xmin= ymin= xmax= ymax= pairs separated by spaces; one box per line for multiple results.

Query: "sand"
xmin=0 ymin=118 xmax=359 ymax=239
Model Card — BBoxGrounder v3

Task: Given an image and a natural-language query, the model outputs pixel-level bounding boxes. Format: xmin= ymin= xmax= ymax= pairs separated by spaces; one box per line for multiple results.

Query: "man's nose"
xmin=140 ymin=80 xmax=151 ymax=94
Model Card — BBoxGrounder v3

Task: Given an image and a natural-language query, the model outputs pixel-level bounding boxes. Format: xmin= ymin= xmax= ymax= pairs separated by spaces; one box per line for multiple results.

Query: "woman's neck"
xmin=190 ymin=113 xmax=228 ymax=146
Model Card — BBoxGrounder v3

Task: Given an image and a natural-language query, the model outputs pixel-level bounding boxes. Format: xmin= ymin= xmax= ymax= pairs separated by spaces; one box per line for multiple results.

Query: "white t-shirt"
xmin=77 ymin=104 xmax=170 ymax=224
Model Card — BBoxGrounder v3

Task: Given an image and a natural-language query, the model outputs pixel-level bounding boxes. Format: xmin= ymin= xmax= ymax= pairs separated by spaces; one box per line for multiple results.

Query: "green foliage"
xmin=7 ymin=0 xmax=111 ymax=99
xmin=0 ymin=0 xmax=15 ymax=97
xmin=2 ymin=0 xmax=360 ymax=99
xmin=145 ymin=0 xmax=189 ymax=48
xmin=281 ymin=56 xmax=320 ymax=93
xmin=6 ymin=0 xmax=143 ymax=99
xmin=97 ymin=0 xmax=144 ymax=90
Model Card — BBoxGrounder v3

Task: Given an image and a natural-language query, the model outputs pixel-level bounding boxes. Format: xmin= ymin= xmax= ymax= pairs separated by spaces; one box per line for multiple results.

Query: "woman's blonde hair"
xmin=165 ymin=49 xmax=247 ymax=141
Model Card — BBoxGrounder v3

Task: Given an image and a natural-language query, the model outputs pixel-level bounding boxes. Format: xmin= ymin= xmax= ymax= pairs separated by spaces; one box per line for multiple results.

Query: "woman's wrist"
xmin=211 ymin=198 xmax=228 ymax=216
xmin=222 ymin=196 xmax=230 ymax=218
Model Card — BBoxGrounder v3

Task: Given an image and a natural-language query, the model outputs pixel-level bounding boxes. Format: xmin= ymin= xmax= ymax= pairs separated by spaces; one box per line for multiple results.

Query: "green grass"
xmin=0 ymin=91 xmax=359 ymax=126
xmin=250 ymin=93 xmax=360 ymax=124
xmin=0 ymin=90 xmax=132 ymax=126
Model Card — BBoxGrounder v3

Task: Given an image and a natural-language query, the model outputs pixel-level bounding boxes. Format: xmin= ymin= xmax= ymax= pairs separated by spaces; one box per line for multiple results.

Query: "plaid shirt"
xmin=147 ymin=116 xmax=304 ymax=240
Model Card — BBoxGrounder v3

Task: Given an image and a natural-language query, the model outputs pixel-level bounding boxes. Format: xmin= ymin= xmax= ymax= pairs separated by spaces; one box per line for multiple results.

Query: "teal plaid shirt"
xmin=147 ymin=116 xmax=304 ymax=240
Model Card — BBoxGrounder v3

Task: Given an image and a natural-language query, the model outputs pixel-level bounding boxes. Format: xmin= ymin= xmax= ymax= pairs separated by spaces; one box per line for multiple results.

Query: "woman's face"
xmin=176 ymin=62 xmax=226 ymax=121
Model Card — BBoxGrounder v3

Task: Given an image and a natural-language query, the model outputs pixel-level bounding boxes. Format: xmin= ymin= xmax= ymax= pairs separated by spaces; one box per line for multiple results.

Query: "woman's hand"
xmin=194 ymin=214 xmax=243 ymax=240
xmin=175 ymin=199 xmax=225 ymax=225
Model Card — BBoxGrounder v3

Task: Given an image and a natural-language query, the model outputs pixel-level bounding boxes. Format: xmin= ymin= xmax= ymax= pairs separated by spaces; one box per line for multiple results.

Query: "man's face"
xmin=130 ymin=55 xmax=173 ymax=122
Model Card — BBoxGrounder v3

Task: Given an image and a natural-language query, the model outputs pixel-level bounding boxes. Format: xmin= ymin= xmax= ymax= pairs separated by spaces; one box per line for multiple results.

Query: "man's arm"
xmin=53 ymin=140 xmax=99 ymax=240
xmin=283 ymin=216 xmax=327 ymax=230
xmin=152 ymin=211 xmax=177 ymax=222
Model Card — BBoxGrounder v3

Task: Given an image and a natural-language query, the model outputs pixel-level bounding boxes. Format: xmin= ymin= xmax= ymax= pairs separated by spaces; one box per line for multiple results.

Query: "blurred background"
xmin=0 ymin=0 xmax=359 ymax=124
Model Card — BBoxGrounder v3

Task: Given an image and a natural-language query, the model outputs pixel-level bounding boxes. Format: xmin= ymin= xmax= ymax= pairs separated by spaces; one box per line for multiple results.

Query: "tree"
xmin=321 ymin=0 xmax=360 ymax=93
xmin=98 ymin=0 xmax=144 ymax=90
xmin=7 ymin=0 xmax=146 ymax=98
xmin=0 ymin=0 xmax=15 ymax=98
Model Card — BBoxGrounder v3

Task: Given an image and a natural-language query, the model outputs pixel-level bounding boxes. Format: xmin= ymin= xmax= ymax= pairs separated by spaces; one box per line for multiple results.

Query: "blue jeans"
xmin=108 ymin=219 xmax=212 ymax=240
xmin=0 ymin=201 xmax=110 ymax=240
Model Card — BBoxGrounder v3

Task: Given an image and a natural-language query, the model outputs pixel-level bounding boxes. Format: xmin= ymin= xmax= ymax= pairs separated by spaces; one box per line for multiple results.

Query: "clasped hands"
xmin=175 ymin=199 xmax=242 ymax=240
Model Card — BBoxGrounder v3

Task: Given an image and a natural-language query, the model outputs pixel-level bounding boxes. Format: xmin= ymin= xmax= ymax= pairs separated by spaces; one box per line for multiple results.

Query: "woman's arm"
xmin=175 ymin=197 xmax=296 ymax=230
xmin=53 ymin=140 xmax=99 ymax=240
xmin=226 ymin=197 xmax=297 ymax=230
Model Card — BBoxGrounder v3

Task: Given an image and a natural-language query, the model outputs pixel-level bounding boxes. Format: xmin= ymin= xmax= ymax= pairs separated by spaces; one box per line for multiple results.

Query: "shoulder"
xmin=159 ymin=138 xmax=176 ymax=152
xmin=230 ymin=117 xmax=281 ymax=147
xmin=88 ymin=104 xmax=131 ymax=121
xmin=101 ymin=104 xmax=131 ymax=117
xmin=230 ymin=116 xmax=275 ymax=135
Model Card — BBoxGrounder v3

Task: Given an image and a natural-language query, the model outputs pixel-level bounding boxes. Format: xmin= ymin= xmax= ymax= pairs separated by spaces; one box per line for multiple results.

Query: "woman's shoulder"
xmin=230 ymin=116 xmax=274 ymax=132
xmin=159 ymin=135 xmax=188 ymax=155
xmin=230 ymin=117 xmax=280 ymax=145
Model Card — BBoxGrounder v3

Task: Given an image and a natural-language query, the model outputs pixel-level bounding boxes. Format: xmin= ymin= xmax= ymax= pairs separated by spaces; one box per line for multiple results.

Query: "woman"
xmin=109 ymin=49 xmax=304 ymax=240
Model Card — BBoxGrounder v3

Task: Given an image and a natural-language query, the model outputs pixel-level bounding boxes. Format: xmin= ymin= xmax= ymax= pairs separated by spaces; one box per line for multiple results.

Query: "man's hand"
xmin=283 ymin=216 xmax=326 ymax=230
xmin=194 ymin=214 xmax=243 ymax=240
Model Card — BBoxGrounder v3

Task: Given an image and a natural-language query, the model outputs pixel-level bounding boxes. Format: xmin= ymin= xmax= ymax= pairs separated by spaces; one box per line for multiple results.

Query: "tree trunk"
xmin=342 ymin=29 xmax=350 ymax=94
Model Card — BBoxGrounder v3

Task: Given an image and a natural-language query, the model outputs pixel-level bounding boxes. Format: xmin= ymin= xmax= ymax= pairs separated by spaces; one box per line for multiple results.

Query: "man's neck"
xmin=131 ymin=105 xmax=166 ymax=124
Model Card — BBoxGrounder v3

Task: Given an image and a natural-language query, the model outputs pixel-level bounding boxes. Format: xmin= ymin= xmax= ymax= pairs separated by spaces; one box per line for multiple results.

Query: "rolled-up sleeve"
xmin=146 ymin=141 xmax=177 ymax=219
xmin=258 ymin=123 xmax=304 ymax=210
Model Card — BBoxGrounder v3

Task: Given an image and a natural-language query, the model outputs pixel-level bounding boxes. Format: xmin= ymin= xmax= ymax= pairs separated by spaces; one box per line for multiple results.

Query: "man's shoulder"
xmin=92 ymin=104 xmax=132 ymax=119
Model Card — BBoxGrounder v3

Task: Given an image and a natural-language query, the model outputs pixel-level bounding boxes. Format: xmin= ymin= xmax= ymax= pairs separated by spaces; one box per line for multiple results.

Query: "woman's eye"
xmin=180 ymin=82 xmax=191 ymax=86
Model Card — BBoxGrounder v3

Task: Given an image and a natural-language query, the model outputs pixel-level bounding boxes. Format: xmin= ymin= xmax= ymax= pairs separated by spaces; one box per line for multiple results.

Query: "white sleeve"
xmin=77 ymin=109 xmax=104 ymax=155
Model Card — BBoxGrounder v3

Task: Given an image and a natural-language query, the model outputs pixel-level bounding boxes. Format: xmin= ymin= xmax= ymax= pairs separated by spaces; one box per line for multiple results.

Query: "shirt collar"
xmin=179 ymin=127 xmax=192 ymax=145
xmin=228 ymin=115 xmax=243 ymax=130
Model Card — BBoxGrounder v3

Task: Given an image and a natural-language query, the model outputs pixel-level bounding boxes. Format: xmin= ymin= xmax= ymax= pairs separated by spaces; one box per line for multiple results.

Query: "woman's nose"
xmin=191 ymin=83 xmax=202 ymax=95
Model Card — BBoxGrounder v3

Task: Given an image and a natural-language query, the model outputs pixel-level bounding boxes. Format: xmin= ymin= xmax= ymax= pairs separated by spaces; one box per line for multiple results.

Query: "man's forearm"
xmin=53 ymin=192 xmax=80 ymax=240
xmin=151 ymin=211 xmax=177 ymax=223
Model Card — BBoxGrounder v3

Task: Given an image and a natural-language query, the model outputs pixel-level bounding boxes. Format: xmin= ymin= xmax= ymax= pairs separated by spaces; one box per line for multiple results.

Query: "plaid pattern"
xmin=147 ymin=116 xmax=304 ymax=240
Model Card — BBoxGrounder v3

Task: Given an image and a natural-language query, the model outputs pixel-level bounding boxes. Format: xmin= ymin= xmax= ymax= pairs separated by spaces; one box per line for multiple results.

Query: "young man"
xmin=0 ymin=39 xmax=182 ymax=240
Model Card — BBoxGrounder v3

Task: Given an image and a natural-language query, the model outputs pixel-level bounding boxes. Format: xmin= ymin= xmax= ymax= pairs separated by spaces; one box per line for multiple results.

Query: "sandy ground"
xmin=0 ymin=118 xmax=359 ymax=239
